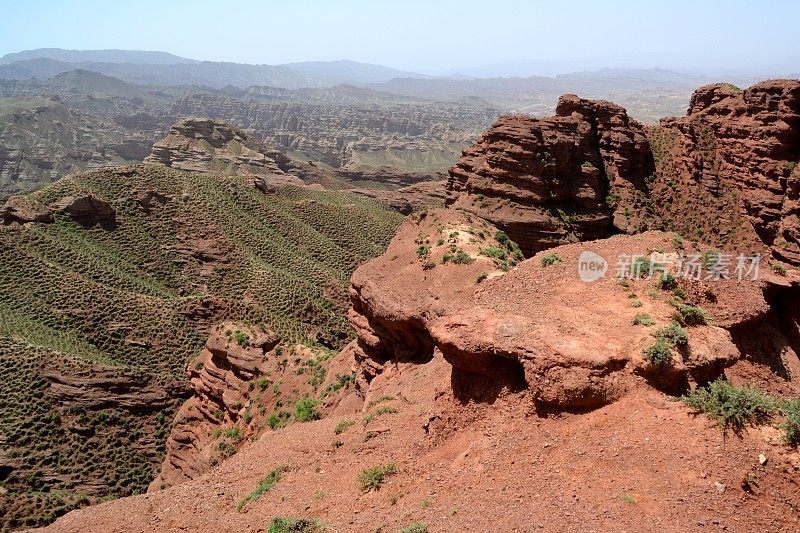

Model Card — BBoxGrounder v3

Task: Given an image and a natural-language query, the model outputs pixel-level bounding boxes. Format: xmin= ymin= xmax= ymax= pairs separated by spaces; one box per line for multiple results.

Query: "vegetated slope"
xmin=45 ymin=214 xmax=800 ymax=533
xmin=0 ymin=164 xmax=402 ymax=529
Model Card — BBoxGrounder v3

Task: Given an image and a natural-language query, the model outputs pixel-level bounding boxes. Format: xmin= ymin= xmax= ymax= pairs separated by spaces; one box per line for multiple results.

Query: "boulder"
xmin=1 ymin=196 xmax=54 ymax=224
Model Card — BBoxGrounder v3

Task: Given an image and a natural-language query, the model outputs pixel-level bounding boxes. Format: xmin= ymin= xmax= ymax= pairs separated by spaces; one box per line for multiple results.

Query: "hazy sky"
xmin=1 ymin=0 xmax=797 ymax=75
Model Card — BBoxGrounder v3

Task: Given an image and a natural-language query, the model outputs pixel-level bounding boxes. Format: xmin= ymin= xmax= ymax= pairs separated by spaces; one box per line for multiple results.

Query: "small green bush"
xmin=294 ymin=398 xmax=319 ymax=422
xmin=657 ymin=272 xmax=677 ymax=290
xmin=633 ymin=313 xmax=655 ymax=326
xmin=267 ymin=516 xmax=325 ymax=533
xmin=656 ymin=322 xmax=688 ymax=346
xmin=643 ymin=338 xmax=672 ymax=366
xmin=682 ymin=380 xmax=776 ymax=430
xmin=780 ymin=400 xmax=800 ymax=446
xmin=480 ymin=247 xmax=506 ymax=260
xmin=673 ymin=304 xmax=708 ymax=326
xmin=268 ymin=411 xmax=291 ymax=430
xmin=540 ymin=253 xmax=563 ymax=267
xmin=415 ymin=245 xmax=430 ymax=258
xmin=233 ymin=330 xmax=250 ymax=348
xmin=358 ymin=463 xmax=396 ymax=492
xmin=398 ymin=523 xmax=428 ymax=533
xmin=633 ymin=257 xmax=653 ymax=278
xmin=475 ymin=271 xmax=488 ymax=283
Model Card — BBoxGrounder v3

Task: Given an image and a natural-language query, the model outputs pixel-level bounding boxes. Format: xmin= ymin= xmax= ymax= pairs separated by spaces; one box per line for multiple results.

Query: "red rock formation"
xmin=145 ymin=118 xmax=303 ymax=187
xmin=152 ymin=322 xmax=358 ymax=490
xmin=349 ymin=208 xmax=799 ymax=408
xmin=1 ymin=195 xmax=53 ymax=224
xmin=652 ymin=80 xmax=800 ymax=266
xmin=447 ymin=95 xmax=655 ymax=256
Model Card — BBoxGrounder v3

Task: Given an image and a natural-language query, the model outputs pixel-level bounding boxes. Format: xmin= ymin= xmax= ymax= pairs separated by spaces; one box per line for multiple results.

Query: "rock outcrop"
xmin=53 ymin=193 xmax=116 ymax=222
xmin=349 ymin=208 xmax=800 ymax=408
xmin=1 ymin=195 xmax=53 ymax=224
xmin=652 ymin=80 xmax=800 ymax=266
xmin=447 ymin=95 xmax=655 ymax=256
xmin=145 ymin=118 xmax=303 ymax=188
xmin=152 ymin=322 xmax=358 ymax=490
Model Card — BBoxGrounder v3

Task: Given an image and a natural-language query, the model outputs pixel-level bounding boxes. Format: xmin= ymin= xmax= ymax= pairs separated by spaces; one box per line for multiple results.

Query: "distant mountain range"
xmin=0 ymin=48 xmax=430 ymax=89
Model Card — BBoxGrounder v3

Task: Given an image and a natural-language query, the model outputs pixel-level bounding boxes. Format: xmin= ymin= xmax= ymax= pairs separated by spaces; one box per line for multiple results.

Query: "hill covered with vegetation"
xmin=0 ymin=164 xmax=402 ymax=528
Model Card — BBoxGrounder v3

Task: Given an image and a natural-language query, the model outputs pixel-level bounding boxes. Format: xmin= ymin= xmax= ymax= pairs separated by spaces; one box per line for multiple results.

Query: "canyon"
xmin=0 ymin=50 xmax=799 ymax=531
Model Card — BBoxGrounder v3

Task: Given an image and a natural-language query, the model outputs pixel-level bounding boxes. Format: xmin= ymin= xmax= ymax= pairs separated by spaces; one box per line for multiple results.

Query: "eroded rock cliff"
xmin=446 ymin=95 xmax=656 ymax=256
xmin=651 ymin=80 xmax=800 ymax=266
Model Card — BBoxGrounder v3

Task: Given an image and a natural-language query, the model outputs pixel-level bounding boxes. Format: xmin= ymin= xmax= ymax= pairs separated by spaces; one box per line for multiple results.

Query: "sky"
xmin=0 ymin=0 xmax=797 ymax=76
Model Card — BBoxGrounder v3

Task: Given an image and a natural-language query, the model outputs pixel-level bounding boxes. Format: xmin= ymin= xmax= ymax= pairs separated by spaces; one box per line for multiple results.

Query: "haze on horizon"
xmin=0 ymin=0 xmax=797 ymax=78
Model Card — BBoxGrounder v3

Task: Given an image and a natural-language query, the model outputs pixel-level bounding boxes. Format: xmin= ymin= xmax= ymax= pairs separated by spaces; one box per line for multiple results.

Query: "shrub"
xmin=334 ymin=419 xmax=354 ymax=435
xmin=540 ymin=253 xmax=563 ymax=267
xmin=630 ymin=299 xmax=643 ymax=308
xmin=480 ymin=247 xmax=506 ymax=260
xmin=682 ymin=380 xmax=776 ymax=430
xmin=450 ymin=249 xmax=475 ymax=265
xmin=415 ymin=245 xmax=430 ymax=258
xmin=268 ymin=411 xmax=291 ymax=430
xmin=294 ymin=398 xmax=319 ymax=422
xmin=780 ymin=400 xmax=800 ymax=446
xmin=267 ymin=516 xmax=325 ymax=533
xmin=632 ymin=257 xmax=653 ymax=278
xmin=398 ymin=523 xmax=428 ymax=533
xmin=233 ymin=330 xmax=250 ymax=348
xmin=656 ymin=322 xmax=688 ymax=346
xmin=475 ymin=271 xmax=488 ymax=283
xmin=358 ymin=463 xmax=396 ymax=491
xmin=237 ymin=464 xmax=291 ymax=511
xmin=643 ymin=338 xmax=672 ymax=366
xmin=673 ymin=304 xmax=708 ymax=326
xmin=771 ymin=263 xmax=788 ymax=276
xmin=632 ymin=313 xmax=655 ymax=326
xmin=657 ymin=272 xmax=677 ymax=290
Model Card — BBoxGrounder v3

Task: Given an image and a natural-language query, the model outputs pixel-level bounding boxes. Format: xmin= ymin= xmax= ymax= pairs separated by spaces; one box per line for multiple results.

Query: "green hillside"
xmin=0 ymin=164 xmax=402 ymax=528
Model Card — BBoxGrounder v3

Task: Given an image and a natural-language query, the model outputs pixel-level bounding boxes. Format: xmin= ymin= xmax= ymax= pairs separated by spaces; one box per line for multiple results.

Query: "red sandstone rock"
xmin=653 ymin=79 xmax=800 ymax=266
xmin=447 ymin=95 xmax=655 ymax=256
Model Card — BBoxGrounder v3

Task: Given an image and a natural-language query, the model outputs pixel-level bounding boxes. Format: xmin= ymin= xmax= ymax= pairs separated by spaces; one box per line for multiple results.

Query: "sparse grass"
xmin=771 ymin=263 xmax=788 ymax=276
xmin=363 ymin=406 xmax=398 ymax=425
xmin=367 ymin=395 xmax=395 ymax=408
xmin=779 ymin=400 xmax=800 ymax=446
xmin=398 ymin=523 xmax=428 ymax=533
xmin=633 ymin=313 xmax=655 ymax=326
xmin=540 ymin=253 xmax=563 ymax=267
xmin=334 ymin=419 xmax=354 ymax=435
xmin=237 ymin=465 xmax=291 ymax=511
xmin=267 ymin=516 xmax=325 ymax=533
xmin=621 ymin=494 xmax=636 ymax=505
xmin=358 ymin=463 xmax=397 ymax=492
xmin=682 ymin=380 xmax=776 ymax=431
